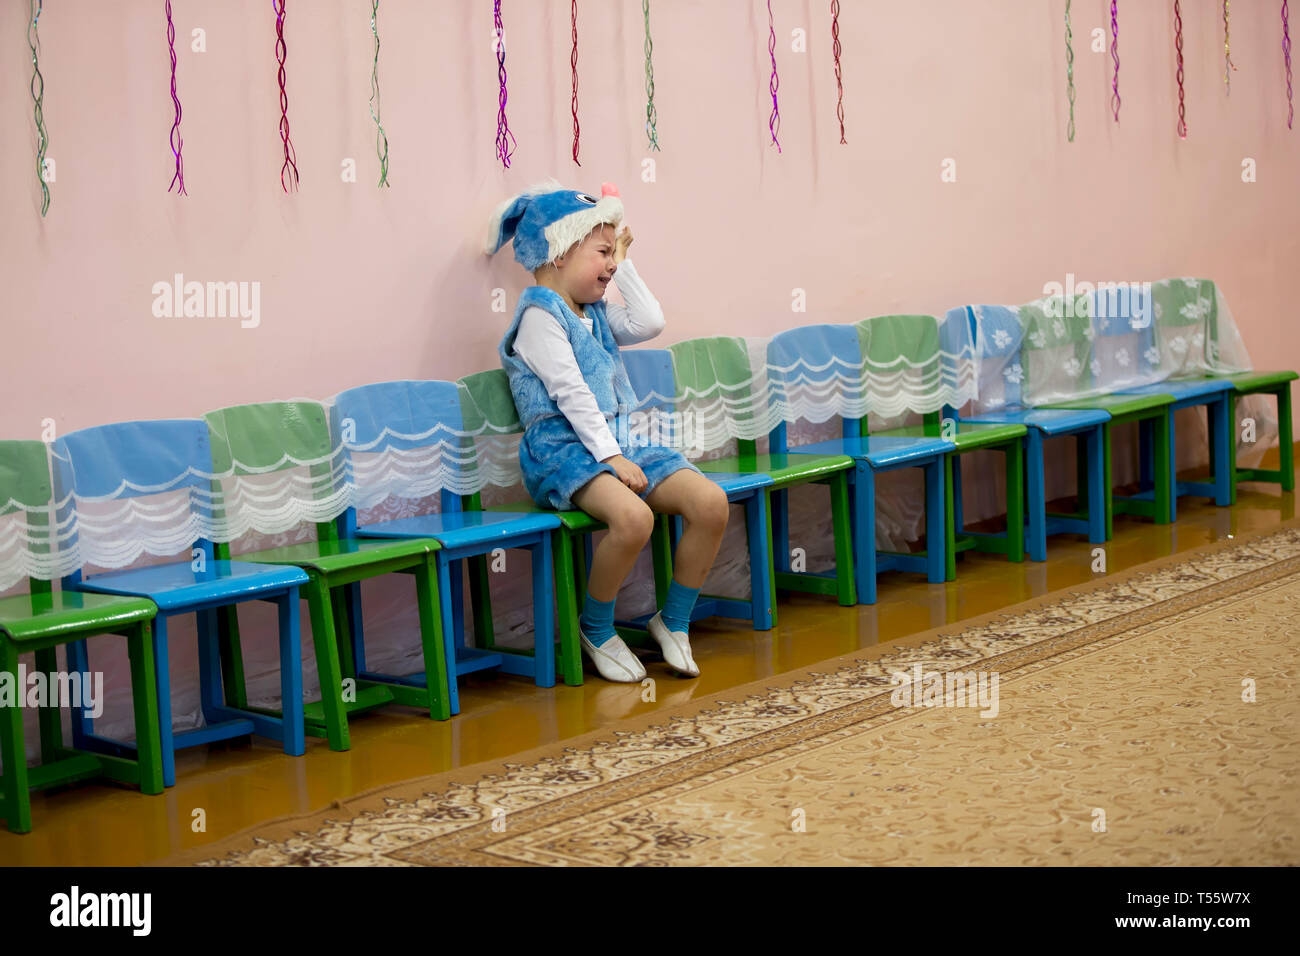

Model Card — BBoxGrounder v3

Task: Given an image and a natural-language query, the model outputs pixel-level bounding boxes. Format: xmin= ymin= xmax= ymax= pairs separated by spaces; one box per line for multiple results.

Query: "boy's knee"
xmin=691 ymin=482 xmax=730 ymax=532
xmin=609 ymin=499 xmax=655 ymax=545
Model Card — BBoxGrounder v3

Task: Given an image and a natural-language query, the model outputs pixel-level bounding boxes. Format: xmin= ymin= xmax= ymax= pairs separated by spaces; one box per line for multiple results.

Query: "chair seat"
xmin=77 ymin=560 xmax=309 ymax=612
xmin=697 ymin=472 xmax=774 ymax=497
xmin=1221 ymin=370 xmax=1298 ymax=392
xmin=787 ymin=435 xmax=952 ymax=468
xmin=487 ymin=500 xmax=603 ymax=532
xmin=964 ymin=405 xmax=1109 ymax=434
xmin=876 ymin=421 xmax=1026 ymax=452
xmin=234 ymin=537 xmax=436 ymax=574
xmin=0 ymin=589 xmax=156 ymax=643
xmin=696 ymin=452 xmax=853 ymax=486
xmin=1119 ymin=379 xmax=1234 ymax=401
xmin=1039 ymin=392 xmax=1174 ymax=417
xmin=358 ymin=510 xmax=562 ymax=550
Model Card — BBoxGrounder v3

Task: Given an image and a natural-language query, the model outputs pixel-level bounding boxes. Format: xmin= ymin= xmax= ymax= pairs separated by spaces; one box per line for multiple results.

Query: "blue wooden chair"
xmin=622 ymin=349 xmax=775 ymax=631
xmin=332 ymin=380 xmax=561 ymax=715
xmin=767 ymin=322 xmax=953 ymax=605
xmin=958 ymin=305 xmax=1109 ymax=561
xmin=51 ymin=420 xmax=307 ymax=788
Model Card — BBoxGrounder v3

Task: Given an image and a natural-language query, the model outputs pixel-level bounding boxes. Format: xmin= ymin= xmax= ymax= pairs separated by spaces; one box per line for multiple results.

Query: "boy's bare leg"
xmin=644 ymin=470 xmax=730 ymax=588
xmin=571 ymin=473 xmax=655 ymax=602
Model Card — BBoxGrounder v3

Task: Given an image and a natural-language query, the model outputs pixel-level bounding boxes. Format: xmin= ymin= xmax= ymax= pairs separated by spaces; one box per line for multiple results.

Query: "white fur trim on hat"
xmin=543 ymin=196 xmax=624 ymax=263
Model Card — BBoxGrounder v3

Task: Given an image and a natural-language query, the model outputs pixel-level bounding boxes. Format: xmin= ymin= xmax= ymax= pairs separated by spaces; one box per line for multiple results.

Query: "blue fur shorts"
xmin=519 ymin=413 xmax=701 ymax=512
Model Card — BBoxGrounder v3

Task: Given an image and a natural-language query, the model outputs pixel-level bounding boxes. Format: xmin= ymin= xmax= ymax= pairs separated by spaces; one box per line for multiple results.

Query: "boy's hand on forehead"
xmin=612 ymin=226 xmax=633 ymax=266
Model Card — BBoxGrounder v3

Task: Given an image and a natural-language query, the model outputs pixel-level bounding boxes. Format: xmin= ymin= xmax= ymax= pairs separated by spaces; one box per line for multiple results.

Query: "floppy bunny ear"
xmin=484 ymin=179 xmax=563 ymax=256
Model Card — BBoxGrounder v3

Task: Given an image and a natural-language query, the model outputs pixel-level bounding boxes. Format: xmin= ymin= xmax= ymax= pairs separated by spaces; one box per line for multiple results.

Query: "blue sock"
xmin=659 ymin=579 xmax=700 ymax=634
xmin=580 ymin=593 xmax=617 ymax=647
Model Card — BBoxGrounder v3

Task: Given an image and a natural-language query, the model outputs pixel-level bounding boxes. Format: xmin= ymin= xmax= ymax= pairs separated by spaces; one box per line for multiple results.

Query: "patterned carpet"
xmin=172 ymin=527 xmax=1300 ymax=866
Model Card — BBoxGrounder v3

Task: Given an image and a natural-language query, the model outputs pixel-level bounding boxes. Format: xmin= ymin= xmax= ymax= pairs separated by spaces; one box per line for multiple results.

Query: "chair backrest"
xmin=668 ymin=335 xmax=771 ymax=451
xmin=1147 ymin=277 xmax=1225 ymax=379
xmin=0 ymin=440 xmax=57 ymax=591
xmin=622 ymin=348 xmax=677 ymax=413
xmin=203 ymin=400 xmax=344 ymax=543
xmin=963 ymin=304 xmax=1025 ymax=409
xmin=765 ymin=324 xmax=867 ymax=436
xmin=330 ymin=380 xmax=473 ymax=516
xmin=1089 ymin=282 xmax=1157 ymax=387
xmin=1015 ymin=295 xmax=1096 ymax=405
xmin=855 ymin=313 xmax=946 ymax=419
xmin=51 ymin=420 xmax=217 ymax=578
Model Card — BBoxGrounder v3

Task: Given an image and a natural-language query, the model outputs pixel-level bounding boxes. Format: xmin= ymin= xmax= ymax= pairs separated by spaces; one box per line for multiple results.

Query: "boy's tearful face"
xmin=559 ymin=224 xmax=618 ymax=306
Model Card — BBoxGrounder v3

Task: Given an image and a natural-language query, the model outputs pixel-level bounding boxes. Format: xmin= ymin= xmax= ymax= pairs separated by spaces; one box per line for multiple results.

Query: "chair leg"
xmin=530 ymin=539 xmax=556 ymax=689
xmin=66 ymin=639 xmax=93 ymax=749
xmin=304 ymin=576 xmax=350 ymax=752
xmin=925 ymin=458 xmax=947 ymax=584
xmin=1005 ymin=439 xmax=1025 ymax=563
xmin=1228 ymin=391 xmax=1240 ymax=505
xmin=1086 ymin=425 xmax=1107 ymax=543
xmin=127 ymin=622 xmax=165 ymax=795
xmin=467 ymin=554 xmax=496 ymax=651
xmin=772 ymin=488 xmax=791 ymax=573
xmin=412 ymin=557 xmax=452 ymax=721
xmin=34 ymin=646 xmax=62 ymax=764
xmin=1026 ymin=430 xmax=1047 ymax=562
xmin=830 ymin=474 xmax=856 ymax=606
xmin=216 ymin=604 xmax=248 ymax=710
xmin=744 ymin=491 xmax=773 ymax=630
xmin=553 ymin=530 xmax=584 ymax=686
xmin=277 ymin=589 xmax=306 ymax=756
xmin=1279 ymin=387 xmax=1295 ymax=493
xmin=854 ymin=463 xmax=878 ymax=606
xmin=764 ymin=490 xmax=779 ymax=627
xmin=152 ymin=615 xmax=178 ymax=788
xmin=1153 ymin=412 xmax=1172 ymax=525
xmin=944 ymin=455 xmax=957 ymax=582
xmin=435 ymin=555 xmax=462 ymax=716
xmin=0 ymin=639 xmax=32 ymax=833
xmin=1102 ymin=423 xmax=1115 ymax=540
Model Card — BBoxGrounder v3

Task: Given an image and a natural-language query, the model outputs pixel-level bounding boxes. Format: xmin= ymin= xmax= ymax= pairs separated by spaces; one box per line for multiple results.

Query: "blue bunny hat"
xmin=484 ymin=180 xmax=624 ymax=271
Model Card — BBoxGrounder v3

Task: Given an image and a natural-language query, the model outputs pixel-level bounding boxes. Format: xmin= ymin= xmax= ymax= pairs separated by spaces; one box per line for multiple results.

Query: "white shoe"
xmin=647 ymin=612 xmax=700 ymax=678
xmin=580 ymin=631 xmax=646 ymax=683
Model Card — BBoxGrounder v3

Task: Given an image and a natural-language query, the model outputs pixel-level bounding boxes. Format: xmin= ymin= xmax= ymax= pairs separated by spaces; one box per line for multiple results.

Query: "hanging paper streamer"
xmin=767 ymin=0 xmax=781 ymax=152
xmin=643 ymin=0 xmax=659 ymax=150
xmin=1110 ymin=1 xmax=1121 ymax=123
xmin=273 ymin=0 xmax=299 ymax=191
xmin=831 ymin=0 xmax=845 ymax=144
xmin=571 ymin=0 xmax=581 ymax=166
xmin=369 ymin=1 xmax=389 ymax=186
xmin=1065 ymin=0 xmax=1076 ymax=142
xmin=494 ymin=0 xmax=515 ymax=167
xmin=1174 ymin=1 xmax=1187 ymax=139
xmin=28 ymin=0 xmax=49 ymax=216
xmin=166 ymin=0 xmax=186 ymax=195
xmin=1285 ymin=0 xmax=1294 ymax=129
xmin=1223 ymin=2 xmax=1236 ymax=94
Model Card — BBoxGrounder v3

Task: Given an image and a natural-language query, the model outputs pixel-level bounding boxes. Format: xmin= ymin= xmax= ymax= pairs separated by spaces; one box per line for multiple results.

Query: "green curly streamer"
xmin=29 ymin=0 xmax=50 ymax=216
xmin=643 ymin=0 xmax=660 ymax=151
xmin=369 ymin=1 xmax=390 ymax=187
xmin=1065 ymin=0 xmax=1076 ymax=142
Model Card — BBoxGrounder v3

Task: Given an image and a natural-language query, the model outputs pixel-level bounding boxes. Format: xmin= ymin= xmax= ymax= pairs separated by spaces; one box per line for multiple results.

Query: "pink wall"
xmin=2 ymin=0 xmax=1296 ymax=439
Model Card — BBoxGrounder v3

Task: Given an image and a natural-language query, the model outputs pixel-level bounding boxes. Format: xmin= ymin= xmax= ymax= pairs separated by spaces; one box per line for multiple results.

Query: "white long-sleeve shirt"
xmin=511 ymin=258 xmax=665 ymax=463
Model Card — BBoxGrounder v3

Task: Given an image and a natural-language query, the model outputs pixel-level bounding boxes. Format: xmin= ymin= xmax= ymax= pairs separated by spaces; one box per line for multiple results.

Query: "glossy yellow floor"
xmin=2 ymin=472 xmax=1294 ymax=865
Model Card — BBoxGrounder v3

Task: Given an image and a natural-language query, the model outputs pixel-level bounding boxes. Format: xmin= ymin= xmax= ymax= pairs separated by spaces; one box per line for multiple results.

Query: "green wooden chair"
xmin=0 ymin=440 xmax=164 ymax=833
xmin=1227 ymin=371 xmax=1296 ymax=498
xmin=857 ymin=313 xmax=1027 ymax=580
xmin=672 ymin=336 xmax=857 ymax=611
xmin=458 ymin=369 xmax=604 ymax=681
xmin=204 ymin=401 xmax=450 ymax=753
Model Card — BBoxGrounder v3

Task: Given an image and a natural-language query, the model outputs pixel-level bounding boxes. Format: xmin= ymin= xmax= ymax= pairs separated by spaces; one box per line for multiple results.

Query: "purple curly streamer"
xmin=494 ymin=0 xmax=515 ymax=166
xmin=273 ymin=0 xmax=299 ymax=192
xmin=166 ymin=0 xmax=186 ymax=195
xmin=1285 ymin=0 xmax=1294 ymax=129
xmin=767 ymin=0 xmax=781 ymax=152
xmin=1111 ymin=1 xmax=1121 ymax=123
